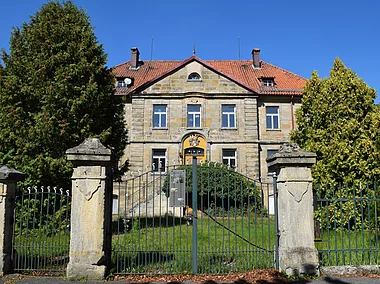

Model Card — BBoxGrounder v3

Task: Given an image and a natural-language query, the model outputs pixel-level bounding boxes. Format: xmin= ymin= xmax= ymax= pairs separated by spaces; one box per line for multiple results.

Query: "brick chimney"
xmin=252 ymin=48 xmax=261 ymax=69
xmin=130 ymin=47 xmax=140 ymax=69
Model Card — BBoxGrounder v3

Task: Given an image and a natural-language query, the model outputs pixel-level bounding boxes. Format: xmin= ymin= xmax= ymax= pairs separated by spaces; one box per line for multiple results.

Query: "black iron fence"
xmin=315 ymin=182 xmax=380 ymax=266
xmin=12 ymin=186 xmax=71 ymax=274
xmin=112 ymin=160 xmax=278 ymax=275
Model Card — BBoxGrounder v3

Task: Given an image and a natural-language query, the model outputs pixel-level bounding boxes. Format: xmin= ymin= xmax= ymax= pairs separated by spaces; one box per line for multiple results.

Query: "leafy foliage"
xmin=292 ymin=59 xmax=380 ymax=229
xmin=14 ymin=187 xmax=70 ymax=236
xmin=0 ymin=1 xmax=127 ymax=188
xmin=291 ymin=58 xmax=380 ymax=185
xmin=163 ymin=162 xmax=264 ymax=215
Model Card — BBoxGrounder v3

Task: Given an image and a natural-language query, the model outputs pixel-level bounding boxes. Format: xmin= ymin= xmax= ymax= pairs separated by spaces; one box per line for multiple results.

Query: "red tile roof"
xmin=112 ymin=56 xmax=306 ymax=96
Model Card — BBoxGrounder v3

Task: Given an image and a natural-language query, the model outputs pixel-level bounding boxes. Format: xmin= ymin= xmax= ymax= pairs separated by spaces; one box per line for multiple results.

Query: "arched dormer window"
xmin=188 ymin=72 xmax=201 ymax=81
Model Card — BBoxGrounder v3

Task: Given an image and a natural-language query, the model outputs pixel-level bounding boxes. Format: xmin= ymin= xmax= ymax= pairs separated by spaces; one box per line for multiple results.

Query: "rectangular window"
xmin=153 ymin=105 xmax=167 ymax=128
xmin=263 ymin=79 xmax=274 ymax=87
xmin=117 ymin=80 xmax=126 ymax=87
xmin=112 ymin=195 xmax=118 ymax=214
xmin=222 ymin=105 xmax=236 ymax=128
xmin=266 ymin=106 xmax=279 ymax=129
xmin=152 ymin=149 xmax=166 ymax=172
xmin=187 ymin=105 xmax=201 ymax=128
xmin=222 ymin=149 xmax=236 ymax=168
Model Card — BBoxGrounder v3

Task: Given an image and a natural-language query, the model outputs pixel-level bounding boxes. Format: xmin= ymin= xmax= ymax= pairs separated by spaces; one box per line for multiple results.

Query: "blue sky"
xmin=1 ymin=0 xmax=379 ymax=101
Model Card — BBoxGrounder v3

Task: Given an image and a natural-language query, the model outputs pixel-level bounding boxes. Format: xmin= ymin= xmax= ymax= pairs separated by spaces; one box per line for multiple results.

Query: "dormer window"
xmin=262 ymin=79 xmax=274 ymax=87
xmin=117 ymin=79 xmax=126 ymax=87
xmin=188 ymin=72 xmax=201 ymax=81
xmin=116 ymin=77 xmax=132 ymax=88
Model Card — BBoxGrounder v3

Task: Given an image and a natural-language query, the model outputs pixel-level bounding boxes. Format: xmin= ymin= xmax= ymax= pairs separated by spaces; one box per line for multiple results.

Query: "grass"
xmin=112 ymin=214 xmax=276 ymax=275
xmin=13 ymin=231 xmax=70 ymax=272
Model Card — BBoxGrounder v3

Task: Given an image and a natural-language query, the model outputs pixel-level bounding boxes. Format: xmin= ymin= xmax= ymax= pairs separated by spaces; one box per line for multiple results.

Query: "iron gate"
xmin=112 ymin=158 xmax=278 ymax=275
xmin=12 ymin=186 xmax=71 ymax=274
xmin=315 ymin=182 xmax=380 ymax=267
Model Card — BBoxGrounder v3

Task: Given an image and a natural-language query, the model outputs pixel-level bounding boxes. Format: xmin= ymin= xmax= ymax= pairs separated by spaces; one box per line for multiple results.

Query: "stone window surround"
xmin=221 ymin=104 xmax=236 ymax=128
xmin=153 ymin=104 xmax=167 ymax=129
xmin=187 ymin=104 xmax=202 ymax=128
xmin=152 ymin=149 xmax=167 ymax=172
xmin=187 ymin=72 xmax=202 ymax=81
xmin=266 ymin=105 xmax=280 ymax=130
xmin=222 ymin=148 xmax=237 ymax=168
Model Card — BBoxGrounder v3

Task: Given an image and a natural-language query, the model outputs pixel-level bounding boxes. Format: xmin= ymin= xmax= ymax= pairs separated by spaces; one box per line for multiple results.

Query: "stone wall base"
xmin=279 ymin=247 xmax=319 ymax=276
xmin=66 ymin=263 xmax=106 ymax=280
xmin=321 ymin=265 xmax=380 ymax=276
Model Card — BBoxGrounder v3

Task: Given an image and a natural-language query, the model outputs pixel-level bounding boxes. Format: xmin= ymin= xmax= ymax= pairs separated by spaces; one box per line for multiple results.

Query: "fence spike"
xmin=41 ymin=185 xmax=45 ymax=192
xmin=60 ymin=188 xmax=63 ymax=195
xmin=130 ymin=171 xmax=134 ymax=178
xmin=34 ymin=186 xmax=38 ymax=192
xmin=28 ymin=187 xmax=31 ymax=194
xmin=66 ymin=189 xmax=70 ymax=196
xmin=138 ymin=169 xmax=142 ymax=175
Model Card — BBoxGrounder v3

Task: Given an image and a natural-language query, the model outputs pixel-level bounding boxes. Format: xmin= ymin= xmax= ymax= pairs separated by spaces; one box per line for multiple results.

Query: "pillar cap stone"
xmin=66 ymin=138 xmax=112 ymax=166
xmin=0 ymin=166 xmax=26 ymax=181
xmin=267 ymin=143 xmax=316 ymax=170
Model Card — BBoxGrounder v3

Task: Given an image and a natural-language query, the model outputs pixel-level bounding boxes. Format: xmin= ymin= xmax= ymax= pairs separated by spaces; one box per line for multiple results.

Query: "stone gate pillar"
xmin=0 ymin=166 xmax=25 ymax=275
xmin=66 ymin=138 xmax=113 ymax=280
xmin=267 ymin=143 xmax=319 ymax=276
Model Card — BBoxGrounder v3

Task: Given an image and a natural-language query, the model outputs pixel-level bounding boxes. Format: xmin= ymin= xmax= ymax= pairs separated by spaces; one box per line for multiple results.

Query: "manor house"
xmin=113 ymin=47 xmax=306 ymax=182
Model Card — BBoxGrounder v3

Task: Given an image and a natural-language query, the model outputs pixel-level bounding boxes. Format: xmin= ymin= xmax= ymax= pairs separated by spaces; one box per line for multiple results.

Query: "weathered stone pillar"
xmin=267 ymin=143 xmax=319 ymax=276
xmin=66 ymin=138 xmax=113 ymax=280
xmin=0 ymin=166 xmax=25 ymax=275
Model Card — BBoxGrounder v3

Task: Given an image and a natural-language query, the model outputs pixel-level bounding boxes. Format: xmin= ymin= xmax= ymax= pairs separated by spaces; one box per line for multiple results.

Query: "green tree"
xmin=292 ymin=58 xmax=380 ymax=185
xmin=0 ymin=1 xmax=127 ymax=188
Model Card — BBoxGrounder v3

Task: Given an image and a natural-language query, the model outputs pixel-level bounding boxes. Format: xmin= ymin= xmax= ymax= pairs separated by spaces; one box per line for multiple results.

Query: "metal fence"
xmin=315 ymin=182 xmax=380 ymax=266
xmin=112 ymin=159 xmax=278 ymax=275
xmin=12 ymin=186 xmax=71 ymax=274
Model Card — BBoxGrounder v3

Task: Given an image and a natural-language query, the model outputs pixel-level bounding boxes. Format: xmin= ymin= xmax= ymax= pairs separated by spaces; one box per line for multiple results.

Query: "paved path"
xmin=1 ymin=276 xmax=380 ymax=284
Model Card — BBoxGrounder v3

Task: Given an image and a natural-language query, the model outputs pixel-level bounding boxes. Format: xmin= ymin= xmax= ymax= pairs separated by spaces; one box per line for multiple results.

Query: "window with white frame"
xmin=187 ymin=105 xmax=201 ymax=128
xmin=153 ymin=105 xmax=167 ymax=128
xmin=266 ymin=106 xmax=279 ymax=129
xmin=222 ymin=149 xmax=236 ymax=168
xmin=262 ymin=79 xmax=274 ymax=87
xmin=117 ymin=79 xmax=126 ymax=87
xmin=152 ymin=149 xmax=166 ymax=172
xmin=112 ymin=194 xmax=118 ymax=214
xmin=222 ymin=105 xmax=236 ymax=128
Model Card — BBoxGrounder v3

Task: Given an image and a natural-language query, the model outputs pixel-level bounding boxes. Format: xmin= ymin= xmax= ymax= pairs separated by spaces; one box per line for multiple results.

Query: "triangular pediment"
xmin=139 ymin=59 xmax=253 ymax=95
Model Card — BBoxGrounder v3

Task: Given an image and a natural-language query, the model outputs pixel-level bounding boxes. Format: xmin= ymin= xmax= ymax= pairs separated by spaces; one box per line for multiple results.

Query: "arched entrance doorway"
xmin=182 ymin=133 xmax=206 ymax=165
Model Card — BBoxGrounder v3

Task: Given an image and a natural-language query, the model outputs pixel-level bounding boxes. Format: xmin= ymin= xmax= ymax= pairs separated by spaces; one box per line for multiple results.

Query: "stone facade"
xmin=118 ymin=62 xmax=302 ymax=180
xmin=112 ymin=48 xmax=306 ymax=215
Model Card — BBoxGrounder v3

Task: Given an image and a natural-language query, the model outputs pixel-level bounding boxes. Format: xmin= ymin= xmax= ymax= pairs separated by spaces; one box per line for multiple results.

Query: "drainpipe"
xmin=290 ymin=95 xmax=294 ymax=130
